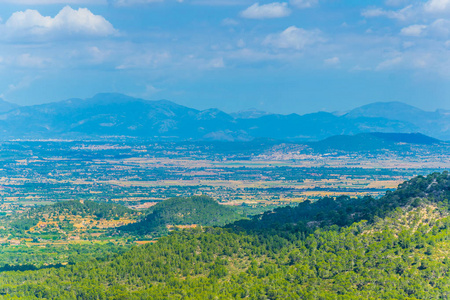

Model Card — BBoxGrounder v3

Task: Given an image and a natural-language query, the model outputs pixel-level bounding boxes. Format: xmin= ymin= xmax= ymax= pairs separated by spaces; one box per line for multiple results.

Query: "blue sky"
xmin=0 ymin=0 xmax=449 ymax=114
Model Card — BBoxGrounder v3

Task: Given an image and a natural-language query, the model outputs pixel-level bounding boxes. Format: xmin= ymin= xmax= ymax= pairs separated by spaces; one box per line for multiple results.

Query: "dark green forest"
xmin=1 ymin=172 xmax=450 ymax=299
xmin=119 ymin=195 xmax=244 ymax=236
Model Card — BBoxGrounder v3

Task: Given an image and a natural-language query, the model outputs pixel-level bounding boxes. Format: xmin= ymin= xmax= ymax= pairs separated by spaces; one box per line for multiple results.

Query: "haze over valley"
xmin=0 ymin=1 xmax=449 ymax=299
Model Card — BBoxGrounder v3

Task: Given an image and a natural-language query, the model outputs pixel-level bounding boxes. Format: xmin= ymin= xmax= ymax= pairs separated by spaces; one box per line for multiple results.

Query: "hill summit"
xmin=119 ymin=196 xmax=243 ymax=236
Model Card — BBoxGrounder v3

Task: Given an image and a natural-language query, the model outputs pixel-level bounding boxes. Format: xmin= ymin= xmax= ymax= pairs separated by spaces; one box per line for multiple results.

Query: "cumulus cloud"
xmin=401 ymin=24 xmax=427 ymax=37
xmin=108 ymin=0 xmax=165 ymax=6
xmin=363 ymin=0 xmax=450 ymax=23
xmin=376 ymin=56 xmax=403 ymax=70
xmin=241 ymin=2 xmax=291 ymax=19
xmin=399 ymin=19 xmax=450 ymax=37
xmin=263 ymin=26 xmax=324 ymax=50
xmin=1 ymin=6 xmax=116 ymax=41
xmin=290 ymin=0 xmax=317 ymax=9
xmin=429 ymin=18 xmax=450 ymax=36
xmin=361 ymin=5 xmax=413 ymax=20
xmin=424 ymin=0 xmax=450 ymax=13
xmin=0 ymin=0 xmax=106 ymax=3
xmin=324 ymin=56 xmax=340 ymax=65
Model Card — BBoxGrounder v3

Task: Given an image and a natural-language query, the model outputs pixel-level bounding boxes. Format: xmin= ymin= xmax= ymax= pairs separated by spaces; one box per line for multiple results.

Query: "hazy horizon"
xmin=1 ymin=92 xmax=449 ymax=116
xmin=0 ymin=0 xmax=449 ymax=114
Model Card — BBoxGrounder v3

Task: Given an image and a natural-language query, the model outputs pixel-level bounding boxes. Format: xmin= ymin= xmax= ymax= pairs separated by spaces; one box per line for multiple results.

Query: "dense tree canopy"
xmin=119 ymin=196 xmax=243 ymax=236
xmin=0 ymin=172 xmax=449 ymax=299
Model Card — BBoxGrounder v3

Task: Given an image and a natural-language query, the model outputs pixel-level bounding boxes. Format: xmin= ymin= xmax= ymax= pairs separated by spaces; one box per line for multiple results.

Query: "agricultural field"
xmin=0 ymin=140 xmax=448 ymax=215
xmin=0 ymin=200 xmax=141 ymax=270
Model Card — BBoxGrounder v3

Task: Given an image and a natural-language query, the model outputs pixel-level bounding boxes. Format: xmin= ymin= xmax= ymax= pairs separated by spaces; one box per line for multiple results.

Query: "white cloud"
xmin=263 ymin=26 xmax=324 ymax=50
xmin=240 ymin=2 xmax=291 ymax=19
xmin=290 ymin=0 xmax=317 ymax=9
xmin=363 ymin=0 xmax=450 ymax=24
xmin=403 ymin=41 xmax=415 ymax=48
xmin=207 ymin=57 xmax=225 ymax=68
xmin=108 ymin=0 xmax=164 ymax=6
xmin=324 ymin=56 xmax=340 ymax=65
xmin=351 ymin=65 xmax=372 ymax=72
xmin=143 ymin=84 xmax=162 ymax=97
xmin=191 ymin=0 xmax=253 ymax=5
xmin=424 ymin=0 xmax=450 ymax=13
xmin=361 ymin=5 xmax=413 ymax=21
xmin=6 ymin=76 xmax=40 ymax=96
xmin=2 ymin=6 xmax=116 ymax=41
xmin=116 ymin=51 xmax=171 ymax=70
xmin=0 ymin=53 xmax=51 ymax=69
xmin=376 ymin=56 xmax=403 ymax=70
xmin=87 ymin=46 xmax=111 ymax=63
xmin=0 ymin=0 xmax=106 ymax=3
xmin=16 ymin=53 xmax=50 ymax=68
xmin=399 ymin=19 xmax=450 ymax=37
xmin=429 ymin=18 xmax=450 ymax=36
xmin=385 ymin=0 xmax=408 ymax=6
xmin=221 ymin=18 xmax=239 ymax=26
xmin=400 ymin=24 xmax=427 ymax=37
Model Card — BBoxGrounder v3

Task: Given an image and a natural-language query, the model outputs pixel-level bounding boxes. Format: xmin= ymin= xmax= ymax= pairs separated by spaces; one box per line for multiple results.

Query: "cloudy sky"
xmin=0 ymin=0 xmax=449 ymax=114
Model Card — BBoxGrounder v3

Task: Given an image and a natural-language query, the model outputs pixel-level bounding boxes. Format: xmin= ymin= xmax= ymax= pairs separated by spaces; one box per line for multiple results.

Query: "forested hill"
xmin=119 ymin=196 xmax=243 ymax=236
xmin=1 ymin=172 xmax=450 ymax=299
xmin=230 ymin=171 xmax=450 ymax=231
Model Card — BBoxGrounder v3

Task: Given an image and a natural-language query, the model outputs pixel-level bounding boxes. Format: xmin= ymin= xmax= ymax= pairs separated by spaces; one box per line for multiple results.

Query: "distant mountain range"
xmin=0 ymin=93 xmax=448 ymax=141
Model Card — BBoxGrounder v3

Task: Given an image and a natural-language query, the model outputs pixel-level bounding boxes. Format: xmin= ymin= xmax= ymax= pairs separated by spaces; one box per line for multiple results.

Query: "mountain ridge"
xmin=0 ymin=94 xmax=448 ymax=141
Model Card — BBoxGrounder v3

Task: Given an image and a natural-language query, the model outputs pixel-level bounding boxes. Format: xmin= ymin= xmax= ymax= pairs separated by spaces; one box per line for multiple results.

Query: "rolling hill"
xmin=310 ymin=132 xmax=442 ymax=152
xmin=1 ymin=172 xmax=450 ymax=299
xmin=119 ymin=196 xmax=244 ymax=236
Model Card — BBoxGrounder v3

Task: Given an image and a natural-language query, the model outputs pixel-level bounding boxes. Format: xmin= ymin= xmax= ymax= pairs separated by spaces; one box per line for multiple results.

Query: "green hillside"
xmin=119 ymin=196 xmax=244 ymax=236
xmin=1 ymin=172 xmax=450 ymax=299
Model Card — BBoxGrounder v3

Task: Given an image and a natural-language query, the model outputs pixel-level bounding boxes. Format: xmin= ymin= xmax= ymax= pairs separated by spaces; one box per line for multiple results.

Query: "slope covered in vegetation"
xmin=119 ymin=196 xmax=244 ymax=236
xmin=1 ymin=172 xmax=450 ymax=299
xmin=4 ymin=200 xmax=136 ymax=235
xmin=0 ymin=201 xmax=139 ymax=271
